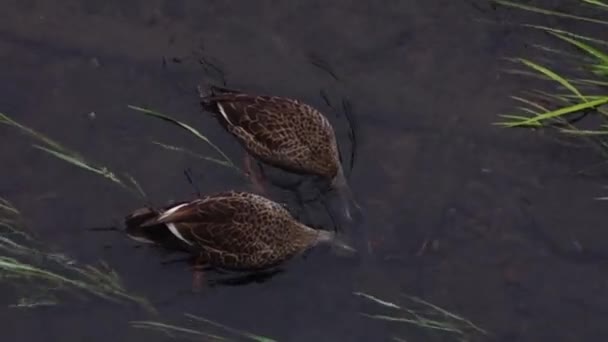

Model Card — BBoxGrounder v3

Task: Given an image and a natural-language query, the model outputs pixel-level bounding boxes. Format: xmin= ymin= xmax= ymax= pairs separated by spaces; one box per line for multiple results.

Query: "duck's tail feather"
xmin=198 ymin=84 xmax=242 ymax=103
xmin=198 ymin=84 xmax=246 ymax=128
xmin=124 ymin=207 xmax=176 ymax=245
xmin=125 ymin=207 xmax=159 ymax=230
xmin=208 ymin=85 xmax=242 ymax=95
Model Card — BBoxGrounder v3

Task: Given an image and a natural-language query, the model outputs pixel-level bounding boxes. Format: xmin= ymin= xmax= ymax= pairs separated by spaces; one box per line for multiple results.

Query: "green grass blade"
xmin=130 ymin=321 xmax=228 ymax=341
xmin=517 ymin=58 xmax=587 ymax=102
xmin=0 ymin=198 xmax=20 ymax=215
xmin=500 ymin=97 xmax=608 ymax=127
xmin=517 ymin=106 xmax=541 ymax=116
xmin=525 ymin=25 xmax=608 ymax=46
xmin=582 ymin=0 xmax=608 ymax=10
xmin=360 ymin=313 xmax=462 ymax=333
xmin=529 ymin=90 xmax=572 ymax=104
xmin=531 ymin=44 xmax=589 ymax=60
xmin=0 ymin=112 xmax=144 ymax=198
xmin=550 ymin=32 xmax=608 ymax=65
xmin=355 ymin=291 xmax=488 ymax=338
xmin=496 ymin=115 xmax=542 ymax=127
xmin=128 ymin=105 xmax=236 ymax=169
xmin=1 ymin=198 xmax=153 ymax=312
xmin=572 ymin=78 xmax=608 ymax=86
xmin=124 ymin=173 xmax=147 ymax=199
xmin=493 ymin=0 xmax=608 ymax=25
xmin=558 ymin=128 xmax=608 ymax=135
xmin=405 ymin=295 xmax=488 ymax=334
xmin=0 ymin=113 xmax=73 ymax=156
xmin=0 ymin=256 xmax=143 ymax=308
xmin=593 ymin=64 xmax=608 ymax=76
xmin=151 ymin=141 xmax=235 ymax=169
xmin=354 ymin=291 xmax=402 ymax=309
xmin=32 ymin=144 xmax=104 ymax=176
xmin=511 ymin=96 xmax=550 ymax=112
xmin=185 ymin=314 xmax=276 ymax=342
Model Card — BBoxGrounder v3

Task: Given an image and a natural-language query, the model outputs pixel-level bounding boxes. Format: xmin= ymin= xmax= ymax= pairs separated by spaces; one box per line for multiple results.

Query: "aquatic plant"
xmin=131 ymin=313 xmax=276 ymax=342
xmin=0 ymin=105 xmax=238 ymax=314
xmin=0 ymin=112 xmax=146 ymax=199
xmin=355 ymin=291 xmax=487 ymax=340
xmin=1 ymin=106 xmax=240 ymax=197
xmin=128 ymin=105 xmax=241 ymax=173
xmin=0 ymin=197 xmax=153 ymax=311
xmin=494 ymin=1 xmax=608 ymax=149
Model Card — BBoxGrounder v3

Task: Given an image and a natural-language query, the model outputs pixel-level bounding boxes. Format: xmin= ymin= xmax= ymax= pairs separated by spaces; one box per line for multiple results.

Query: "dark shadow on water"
xmin=207 ymin=269 xmax=285 ymax=287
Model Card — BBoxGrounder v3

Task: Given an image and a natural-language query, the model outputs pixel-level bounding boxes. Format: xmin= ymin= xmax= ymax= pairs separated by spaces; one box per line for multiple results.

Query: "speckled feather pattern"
xmin=132 ymin=191 xmax=322 ymax=270
xmin=200 ymin=87 xmax=342 ymax=179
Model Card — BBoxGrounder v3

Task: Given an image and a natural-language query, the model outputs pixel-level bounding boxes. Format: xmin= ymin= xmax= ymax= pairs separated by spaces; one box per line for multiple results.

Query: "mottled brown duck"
xmin=124 ymin=191 xmax=354 ymax=272
xmin=198 ymin=85 xmax=361 ymax=221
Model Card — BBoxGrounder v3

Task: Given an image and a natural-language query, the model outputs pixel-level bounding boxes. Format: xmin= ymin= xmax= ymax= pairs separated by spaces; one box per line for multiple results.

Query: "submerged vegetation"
xmin=494 ymin=0 xmax=608 ymax=154
xmin=128 ymin=105 xmax=242 ymax=174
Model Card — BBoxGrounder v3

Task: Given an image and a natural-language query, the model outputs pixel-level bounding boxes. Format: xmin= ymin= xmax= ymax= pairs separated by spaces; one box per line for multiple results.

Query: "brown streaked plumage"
xmin=124 ymin=191 xmax=353 ymax=271
xmin=199 ymin=86 xmax=361 ymax=220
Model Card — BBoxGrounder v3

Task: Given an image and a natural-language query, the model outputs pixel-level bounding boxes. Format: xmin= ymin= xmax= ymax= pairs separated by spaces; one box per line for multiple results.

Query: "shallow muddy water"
xmin=1 ymin=1 xmax=608 ymax=341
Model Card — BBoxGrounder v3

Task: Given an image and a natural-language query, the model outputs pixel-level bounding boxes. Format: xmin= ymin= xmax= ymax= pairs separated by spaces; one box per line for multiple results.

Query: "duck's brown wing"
xmin=155 ymin=193 xmax=275 ymax=254
xmin=205 ymin=93 xmax=320 ymax=154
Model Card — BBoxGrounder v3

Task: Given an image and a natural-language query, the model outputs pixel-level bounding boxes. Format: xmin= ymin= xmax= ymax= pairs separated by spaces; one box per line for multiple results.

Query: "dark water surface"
xmin=2 ymin=1 xmax=608 ymax=341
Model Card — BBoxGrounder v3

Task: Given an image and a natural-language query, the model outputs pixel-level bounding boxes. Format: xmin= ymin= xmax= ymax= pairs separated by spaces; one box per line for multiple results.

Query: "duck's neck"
xmin=314 ymin=230 xmax=335 ymax=245
xmin=331 ymin=165 xmax=347 ymax=189
xmin=292 ymin=223 xmax=331 ymax=250
xmin=330 ymin=166 xmax=361 ymax=222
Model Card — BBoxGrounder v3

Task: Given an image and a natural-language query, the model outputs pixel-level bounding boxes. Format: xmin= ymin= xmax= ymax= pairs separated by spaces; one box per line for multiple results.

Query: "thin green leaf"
xmin=0 ymin=113 xmax=73 ymax=156
xmin=529 ymin=90 xmax=572 ymax=104
xmin=0 ymin=112 xmax=144 ymax=198
xmin=570 ymin=78 xmax=608 ymax=87
xmin=517 ymin=58 xmax=587 ymax=102
xmin=0 ymin=199 xmax=19 ymax=215
xmin=593 ymin=64 xmax=608 ymax=76
xmin=495 ymin=115 xmax=542 ymax=126
xmin=531 ymin=44 xmax=589 ymax=60
xmin=405 ymin=295 xmax=487 ymax=334
xmin=151 ymin=141 xmax=235 ymax=169
xmin=33 ymin=145 xmax=104 ymax=176
xmin=525 ymin=25 xmax=608 ymax=46
xmin=128 ymin=105 xmax=236 ymax=170
xmin=582 ymin=0 xmax=608 ymax=10
xmin=360 ymin=313 xmax=462 ymax=333
xmin=558 ymin=128 xmax=608 ymax=135
xmin=516 ymin=106 xmax=541 ymax=116
xmin=550 ymin=32 xmax=608 ymax=66
xmin=558 ymin=94 xmax=607 ymax=101
xmin=130 ymin=321 xmax=227 ymax=341
xmin=124 ymin=173 xmax=147 ymax=199
xmin=502 ymin=97 xmax=608 ymax=127
xmin=511 ymin=96 xmax=550 ymax=112
xmin=185 ymin=314 xmax=276 ymax=342
xmin=493 ymin=0 xmax=608 ymax=25
xmin=354 ymin=291 xmax=402 ymax=309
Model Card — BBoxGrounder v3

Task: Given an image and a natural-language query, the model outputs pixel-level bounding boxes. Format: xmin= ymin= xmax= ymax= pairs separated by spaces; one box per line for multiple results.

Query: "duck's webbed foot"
xmin=191 ymin=254 xmax=208 ymax=293
xmin=244 ymin=153 xmax=267 ymax=195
